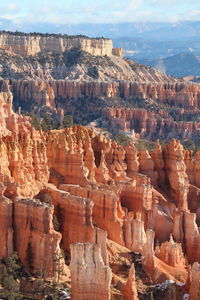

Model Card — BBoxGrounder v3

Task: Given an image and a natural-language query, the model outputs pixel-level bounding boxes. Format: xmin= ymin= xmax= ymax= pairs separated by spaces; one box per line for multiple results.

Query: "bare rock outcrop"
xmin=1 ymin=86 xmax=200 ymax=297
xmin=105 ymin=107 xmax=200 ymax=143
xmin=139 ymin=149 xmax=158 ymax=186
xmin=143 ymin=229 xmax=156 ymax=272
xmin=123 ymin=212 xmax=146 ymax=252
xmin=70 ymin=243 xmax=112 ymax=300
xmin=0 ymin=187 xmax=13 ymax=258
xmin=123 ymin=264 xmax=139 ymax=300
xmin=163 ymin=139 xmax=189 ymax=210
xmin=59 ymin=184 xmax=124 ymax=245
xmin=0 ymin=33 xmax=117 ymax=57
xmin=189 ymin=262 xmax=200 ymax=300
xmin=184 ymin=212 xmax=200 ymax=263
xmin=155 ymin=235 xmax=186 ymax=267
xmin=14 ymin=198 xmax=64 ymax=278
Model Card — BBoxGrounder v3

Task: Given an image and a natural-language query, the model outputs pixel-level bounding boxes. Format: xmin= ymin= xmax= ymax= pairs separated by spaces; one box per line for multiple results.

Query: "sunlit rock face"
xmin=0 ymin=88 xmax=199 ymax=298
xmin=70 ymin=243 xmax=112 ymax=300
xmin=0 ymin=33 xmax=116 ymax=57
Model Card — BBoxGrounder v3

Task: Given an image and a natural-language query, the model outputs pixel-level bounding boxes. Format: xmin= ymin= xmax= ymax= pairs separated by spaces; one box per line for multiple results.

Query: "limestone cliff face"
xmin=189 ymin=262 xmax=200 ymax=300
xmin=155 ymin=235 xmax=186 ymax=267
xmin=0 ymin=90 xmax=200 ymax=297
xmin=70 ymin=243 xmax=112 ymax=300
xmin=0 ymin=191 xmax=13 ymax=258
xmin=14 ymin=198 xmax=64 ymax=278
xmin=184 ymin=212 xmax=200 ymax=263
xmin=123 ymin=264 xmax=139 ymax=300
xmin=105 ymin=107 xmax=200 ymax=140
xmin=0 ymin=91 xmax=31 ymax=136
xmin=59 ymin=184 xmax=124 ymax=245
xmin=12 ymin=80 xmax=200 ymax=106
xmin=1 ymin=32 xmax=200 ymax=150
xmin=6 ymin=78 xmax=200 ymax=146
xmin=0 ymin=33 xmax=116 ymax=57
xmin=163 ymin=139 xmax=189 ymax=210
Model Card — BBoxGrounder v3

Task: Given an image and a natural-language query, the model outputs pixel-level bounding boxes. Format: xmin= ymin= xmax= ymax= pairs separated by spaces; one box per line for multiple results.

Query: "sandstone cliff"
xmin=0 ymin=89 xmax=199 ymax=298
xmin=0 ymin=32 xmax=118 ymax=57
xmin=1 ymin=32 xmax=200 ymax=150
xmin=70 ymin=243 xmax=112 ymax=300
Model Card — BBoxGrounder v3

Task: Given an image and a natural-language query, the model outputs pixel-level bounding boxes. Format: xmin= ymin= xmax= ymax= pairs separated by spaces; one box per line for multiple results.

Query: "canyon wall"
xmin=0 ymin=33 xmax=122 ymax=57
xmin=105 ymin=107 xmax=200 ymax=140
xmin=9 ymin=80 xmax=200 ymax=108
xmin=0 ymin=89 xmax=200 ymax=297
xmin=70 ymin=243 xmax=112 ymax=300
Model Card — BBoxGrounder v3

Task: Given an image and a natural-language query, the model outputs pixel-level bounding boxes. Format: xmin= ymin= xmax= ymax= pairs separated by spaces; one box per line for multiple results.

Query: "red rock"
xmin=70 ymin=243 xmax=112 ymax=300
xmin=123 ymin=212 xmax=146 ymax=252
xmin=155 ymin=235 xmax=186 ymax=267
xmin=189 ymin=262 xmax=200 ymax=300
xmin=123 ymin=264 xmax=139 ymax=300
xmin=184 ymin=212 xmax=200 ymax=263
xmin=105 ymin=106 xmax=200 ymax=142
xmin=0 ymin=185 xmax=13 ymax=258
xmin=14 ymin=198 xmax=64 ymax=278
xmin=44 ymin=186 xmax=108 ymax=264
xmin=163 ymin=139 xmax=189 ymax=210
xmin=0 ymin=87 xmax=200 ymax=296
xmin=59 ymin=184 xmax=124 ymax=245
xmin=124 ymin=144 xmax=139 ymax=177
xmin=151 ymin=141 xmax=166 ymax=187
xmin=139 ymin=149 xmax=158 ymax=186
xmin=143 ymin=229 xmax=156 ymax=272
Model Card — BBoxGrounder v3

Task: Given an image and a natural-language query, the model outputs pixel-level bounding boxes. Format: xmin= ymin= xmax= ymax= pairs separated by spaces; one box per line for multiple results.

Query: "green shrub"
xmin=115 ymin=132 xmax=131 ymax=146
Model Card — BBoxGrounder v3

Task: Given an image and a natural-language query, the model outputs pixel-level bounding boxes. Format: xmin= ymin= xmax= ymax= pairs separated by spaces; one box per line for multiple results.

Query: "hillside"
xmin=0 ymin=31 xmax=200 ymax=148
xmin=113 ymin=37 xmax=200 ymax=60
xmin=138 ymin=52 xmax=200 ymax=77
xmin=0 ymin=82 xmax=200 ymax=299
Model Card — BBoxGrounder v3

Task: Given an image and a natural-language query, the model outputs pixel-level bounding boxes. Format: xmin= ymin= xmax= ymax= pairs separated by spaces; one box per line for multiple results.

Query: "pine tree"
xmin=41 ymin=114 xmax=52 ymax=131
xmin=62 ymin=114 xmax=73 ymax=128
xmin=0 ymin=253 xmax=22 ymax=300
xmin=26 ymin=242 xmax=34 ymax=273
xmin=0 ymin=269 xmax=21 ymax=300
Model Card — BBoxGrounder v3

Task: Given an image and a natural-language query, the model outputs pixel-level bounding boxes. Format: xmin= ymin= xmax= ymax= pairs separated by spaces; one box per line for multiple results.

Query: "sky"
xmin=0 ymin=0 xmax=199 ymax=30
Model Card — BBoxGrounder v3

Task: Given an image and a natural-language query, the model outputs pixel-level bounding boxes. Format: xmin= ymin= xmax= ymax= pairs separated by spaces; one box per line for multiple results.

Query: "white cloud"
xmin=7 ymin=2 xmax=18 ymax=11
xmin=184 ymin=9 xmax=200 ymax=20
xmin=0 ymin=0 xmax=200 ymax=27
xmin=127 ymin=0 xmax=144 ymax=11
xmin=0 ymin=2 xmax=19 ymax=14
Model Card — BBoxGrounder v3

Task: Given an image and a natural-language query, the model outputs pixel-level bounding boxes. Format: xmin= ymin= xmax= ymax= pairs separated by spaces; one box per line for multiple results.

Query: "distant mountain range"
xmin=136 ymin=53 xmax=200 ymax=78
xmin=1 ymin=21 xmax=200 ymax=78
xmin=1 ymin=20 xmax=200 ymax=41
xmin=112 ymin=37 xmax=200 ymax=60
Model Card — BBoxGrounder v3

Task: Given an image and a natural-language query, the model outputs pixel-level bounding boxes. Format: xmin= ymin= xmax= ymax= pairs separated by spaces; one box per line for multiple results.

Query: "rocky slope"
xmin=1 ymin=32 xmax=200 ymax=147
xmin=1 ymin=87 xmax=200 ymax=299
xmin=138 ymin=52 xmax=200 ymax=77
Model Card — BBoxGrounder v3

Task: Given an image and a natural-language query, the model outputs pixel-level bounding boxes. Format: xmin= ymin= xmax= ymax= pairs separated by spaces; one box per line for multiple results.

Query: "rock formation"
xmin=14 ymin=198 xmax=64 ymax=278
xmin=70 ymin=243 xmax=112 ymax=300
xmin=123 ymin=212 xmax=146 ymax=252
xmin=155 ymin=235 xmax=186 ymax=267
xmin=105 ymin=106 xmax=200 ymax=142
xmin=0 ymin=77 xmax=200 ymax=298
xmin=0 ymin=185 xmax=13 ymax=258
xmin=143 ymin=229 xmax=156 ymax=272
xmin=189 ymin=262 xmax=200 ymax=300
xmin=163 ymin=139 xmax=189 ymax=210
xmin=123 ymin=264 xmax=139 ymax=300
xmin=0 ymin=32 xmax=121 ymax=57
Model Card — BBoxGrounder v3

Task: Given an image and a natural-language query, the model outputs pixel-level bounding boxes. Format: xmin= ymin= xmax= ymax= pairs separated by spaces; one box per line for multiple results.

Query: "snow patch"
xmin=152 ymin=279 xmax=174 ymax=291
xmin=176 ymin=282 xmax=185 ymax=286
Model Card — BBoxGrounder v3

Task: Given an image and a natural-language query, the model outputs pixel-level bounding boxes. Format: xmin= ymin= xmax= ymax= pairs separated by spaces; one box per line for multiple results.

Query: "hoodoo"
xmin=0 ymin=31 xmax=199 ymax=299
